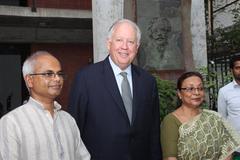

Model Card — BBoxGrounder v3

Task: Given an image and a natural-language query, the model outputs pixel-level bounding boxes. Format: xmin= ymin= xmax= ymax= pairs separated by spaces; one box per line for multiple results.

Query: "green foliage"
xmin=197 ymin=67 xmax=216 ymax=88
xmin=208 ymin=3 xmax=240 ymax=52
xmin=215 ymin=26 xmax=240 ymax=50
xmin=197 ymin=66 xmax=232 ymax=110
xmin=154 ymin=75 xmax=177 ymax=121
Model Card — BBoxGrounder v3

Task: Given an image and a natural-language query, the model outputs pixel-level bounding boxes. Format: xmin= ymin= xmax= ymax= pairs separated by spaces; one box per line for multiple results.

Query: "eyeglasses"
xmin=29 ymin=71 xmax=66 ymax=80
xmin=180 ymin=87 xmax=204 ymax=93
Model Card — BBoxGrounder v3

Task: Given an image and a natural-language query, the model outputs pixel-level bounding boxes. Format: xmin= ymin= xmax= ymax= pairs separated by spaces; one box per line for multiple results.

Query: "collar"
xmin=232 ymin=80 xmax=240 ymax=87
xmin=28 ymin=97 xmax=62 ymax=111
xmin=108 ymin=56 xmax=132 ymax=76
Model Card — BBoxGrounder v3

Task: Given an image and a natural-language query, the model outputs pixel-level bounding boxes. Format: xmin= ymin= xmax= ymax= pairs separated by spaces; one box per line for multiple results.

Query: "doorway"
xmin=0 ymin=44 xmax=30 ymax=118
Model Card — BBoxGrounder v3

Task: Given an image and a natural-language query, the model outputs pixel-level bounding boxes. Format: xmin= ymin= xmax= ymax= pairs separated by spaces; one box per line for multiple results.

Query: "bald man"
xmin=0 ymin=51 xmax=90 ymax=160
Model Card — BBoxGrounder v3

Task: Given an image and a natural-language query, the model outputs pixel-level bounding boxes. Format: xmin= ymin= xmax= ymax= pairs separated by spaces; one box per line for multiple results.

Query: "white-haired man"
xmin=69 ymin=19 xmax=162 ymax=160
xmin=0 ymin=51 xmax=90 ymax=160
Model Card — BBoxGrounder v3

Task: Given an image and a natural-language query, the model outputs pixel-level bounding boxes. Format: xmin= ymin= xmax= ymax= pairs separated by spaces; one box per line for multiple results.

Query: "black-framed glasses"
xmin=29 ymin=71 xmax=66 ymax=80
xmin=180 ymin=87 xmax=204 ymax=93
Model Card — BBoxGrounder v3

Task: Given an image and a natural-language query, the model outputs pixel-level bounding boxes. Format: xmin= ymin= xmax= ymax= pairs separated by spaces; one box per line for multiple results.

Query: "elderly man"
xmin=0 ymin=51 xmax=90 ymax=160
xmin=69 ymin=19 xmax=162 ymax=160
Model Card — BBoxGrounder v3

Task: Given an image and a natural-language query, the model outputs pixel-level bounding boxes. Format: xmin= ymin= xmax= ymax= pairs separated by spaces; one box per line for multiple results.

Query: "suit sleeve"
xmin=72 ymin=118 xmax=91 ymax=160
xmin=151 ymin=78 xmax=162 ymax=160
xmin=217 ymin=89 xmax=227 ymax=119
xmin=68 ymin=71 xmax=88 ymax=132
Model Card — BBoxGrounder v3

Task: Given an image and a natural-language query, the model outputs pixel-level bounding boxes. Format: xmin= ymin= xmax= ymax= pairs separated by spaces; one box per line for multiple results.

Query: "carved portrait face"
xmin=148 ymin=17 xmax=171 ymax=46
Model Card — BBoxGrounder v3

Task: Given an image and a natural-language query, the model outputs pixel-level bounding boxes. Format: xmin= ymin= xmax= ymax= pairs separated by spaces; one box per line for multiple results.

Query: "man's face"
xmin=26 ymin=55 xmax=64 ymax=101
xmin=232 ymin=61 xmax=240 ymax=82
xmin=107 ymin=22 xmax=139 ymax=70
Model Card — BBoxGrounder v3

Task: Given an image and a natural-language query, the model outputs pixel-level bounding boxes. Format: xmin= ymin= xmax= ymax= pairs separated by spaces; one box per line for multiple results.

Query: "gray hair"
xmin=107 ymin=19 xmax=141 ymax=45
xmin=22 ymin=51 xmax=52 ymax=77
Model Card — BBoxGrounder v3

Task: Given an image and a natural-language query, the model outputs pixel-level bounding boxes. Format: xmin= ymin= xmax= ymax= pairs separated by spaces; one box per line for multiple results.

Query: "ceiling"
xmin=0 ymin=15 xmax=93 ymax=43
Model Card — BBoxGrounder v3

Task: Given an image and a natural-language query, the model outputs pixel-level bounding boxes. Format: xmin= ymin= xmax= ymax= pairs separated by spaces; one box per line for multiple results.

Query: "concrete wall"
xmin=191 ymin=0 xmax=207 ymax=68
xmin=213 ymin=0 xmax=240 ymax=29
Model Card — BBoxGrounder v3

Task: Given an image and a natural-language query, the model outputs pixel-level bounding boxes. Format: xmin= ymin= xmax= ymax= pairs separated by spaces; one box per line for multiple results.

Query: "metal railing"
xmin=207 ymin=51 xmax=240 ymax=110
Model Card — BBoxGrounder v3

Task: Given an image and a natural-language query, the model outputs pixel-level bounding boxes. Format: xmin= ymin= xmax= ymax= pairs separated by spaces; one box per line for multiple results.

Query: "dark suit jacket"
xmin=69 ymin=57 xmax=162 ymax=160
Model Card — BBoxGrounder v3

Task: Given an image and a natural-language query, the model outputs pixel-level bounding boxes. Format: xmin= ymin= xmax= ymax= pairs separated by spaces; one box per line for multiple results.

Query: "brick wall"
xmin=27 ymin=0 xmax=91 ymax=10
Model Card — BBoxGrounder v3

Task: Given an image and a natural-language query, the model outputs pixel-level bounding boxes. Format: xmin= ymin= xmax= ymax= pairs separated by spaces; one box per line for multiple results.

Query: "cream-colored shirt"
xmin=0 ymin=97 xmax=90 ymax=160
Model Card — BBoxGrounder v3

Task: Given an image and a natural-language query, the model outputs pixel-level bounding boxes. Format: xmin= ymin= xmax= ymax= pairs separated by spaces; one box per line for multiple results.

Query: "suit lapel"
xmin=131 ymin=65 xmax=140 ymax=125
xmin=102 ymin=58 xmax=130 ymax=124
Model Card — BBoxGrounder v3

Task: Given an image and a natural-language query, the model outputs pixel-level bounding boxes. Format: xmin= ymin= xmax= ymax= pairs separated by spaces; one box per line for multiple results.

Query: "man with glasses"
xmin=0 ymin=51 xmax=90 ymax=160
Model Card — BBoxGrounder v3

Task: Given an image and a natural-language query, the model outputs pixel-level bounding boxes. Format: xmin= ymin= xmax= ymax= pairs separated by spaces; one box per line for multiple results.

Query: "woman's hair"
xmin=177 ymin=71 xmax=204 ymax=90
xmin=176 ymin=71 xmax=204 ymax=107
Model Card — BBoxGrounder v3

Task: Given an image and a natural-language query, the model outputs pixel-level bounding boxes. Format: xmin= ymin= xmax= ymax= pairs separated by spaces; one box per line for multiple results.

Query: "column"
xmin=191 ymin=0 xmax=208 ymax=68
xmin=92 ymin=0 xmax=124 ymax=62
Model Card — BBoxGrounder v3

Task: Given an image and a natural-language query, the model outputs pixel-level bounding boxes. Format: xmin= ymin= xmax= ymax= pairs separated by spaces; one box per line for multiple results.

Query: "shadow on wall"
xmin=0 ymin=93 xmax=13 ymax=118
xmin=0 ymin=101 xmax=3 ymax=118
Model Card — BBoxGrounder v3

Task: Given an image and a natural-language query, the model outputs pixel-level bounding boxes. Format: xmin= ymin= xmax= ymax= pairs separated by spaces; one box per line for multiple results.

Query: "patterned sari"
xmin=177 ymin=109 xmax=240 ymax=160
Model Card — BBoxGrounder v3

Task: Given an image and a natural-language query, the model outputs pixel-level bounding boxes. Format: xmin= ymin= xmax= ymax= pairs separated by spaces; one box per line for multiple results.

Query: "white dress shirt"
xmin=108 ymin=56 xmax=133 ymax=96
xmin=218 ymin=80 xmax=240 ymax=134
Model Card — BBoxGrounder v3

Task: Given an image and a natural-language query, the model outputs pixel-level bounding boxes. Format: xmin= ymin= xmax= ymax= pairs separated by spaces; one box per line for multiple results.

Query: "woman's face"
xmin=178 ymin=76 xmax=205 ymax=108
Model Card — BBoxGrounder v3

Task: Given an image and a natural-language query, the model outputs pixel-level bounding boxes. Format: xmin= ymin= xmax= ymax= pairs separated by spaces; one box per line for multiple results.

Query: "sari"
xmin=177 ymin=109 xmax=240 ymax=160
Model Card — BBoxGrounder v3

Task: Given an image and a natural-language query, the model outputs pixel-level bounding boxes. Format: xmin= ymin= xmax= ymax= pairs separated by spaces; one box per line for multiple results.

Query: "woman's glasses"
xmin=180 ymin=87 xmax=204 ymax=93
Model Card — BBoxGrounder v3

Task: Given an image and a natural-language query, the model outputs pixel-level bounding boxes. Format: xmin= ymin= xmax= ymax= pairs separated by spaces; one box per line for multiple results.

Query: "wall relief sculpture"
xmin=137 ymin=0 xmax=184 ymax=70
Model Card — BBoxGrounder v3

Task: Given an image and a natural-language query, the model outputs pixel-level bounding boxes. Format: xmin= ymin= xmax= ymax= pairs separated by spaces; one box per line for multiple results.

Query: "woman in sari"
xmin=161 ymin=71 xmax=240 ymax=160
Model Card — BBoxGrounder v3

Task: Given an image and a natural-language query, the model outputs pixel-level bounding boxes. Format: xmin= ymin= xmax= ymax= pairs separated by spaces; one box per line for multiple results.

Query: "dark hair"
xmin=177 ymin=71 xmax=204 ymax=90
xmin=229 ymin=55 xmax=240 ymax=69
